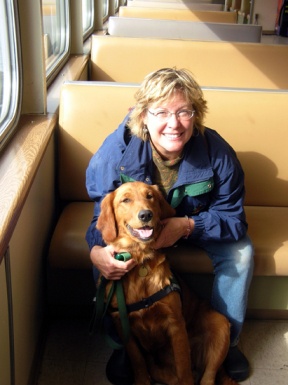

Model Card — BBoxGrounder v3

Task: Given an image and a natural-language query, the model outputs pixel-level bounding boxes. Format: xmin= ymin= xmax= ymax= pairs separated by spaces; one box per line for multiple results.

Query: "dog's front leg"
xmin=198 ymin=311 xmax=232 ymax=385
xmin=170 ymin=317 xmax=195 ymax=385
xmin=125 ymin=337 xmax=151 ymax=385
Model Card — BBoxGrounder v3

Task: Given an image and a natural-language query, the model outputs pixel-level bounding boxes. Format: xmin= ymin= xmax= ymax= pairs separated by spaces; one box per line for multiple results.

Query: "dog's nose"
xmin=138 ymin=210 xmax=153 ymax=223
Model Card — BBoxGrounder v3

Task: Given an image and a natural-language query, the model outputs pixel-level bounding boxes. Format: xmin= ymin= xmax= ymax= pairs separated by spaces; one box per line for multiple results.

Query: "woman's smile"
xmin=163 ymin=132 xmax=183 ymax=139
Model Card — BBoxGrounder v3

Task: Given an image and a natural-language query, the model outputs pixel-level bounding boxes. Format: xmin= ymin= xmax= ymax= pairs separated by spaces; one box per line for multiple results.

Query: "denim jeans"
xmin=194 ymin=234 xmax=254 ymax=346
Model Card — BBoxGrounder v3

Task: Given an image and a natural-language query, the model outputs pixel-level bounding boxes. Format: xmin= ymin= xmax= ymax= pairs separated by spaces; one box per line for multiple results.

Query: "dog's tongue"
xmin=135 ymin=227 xmax=153 ymax=239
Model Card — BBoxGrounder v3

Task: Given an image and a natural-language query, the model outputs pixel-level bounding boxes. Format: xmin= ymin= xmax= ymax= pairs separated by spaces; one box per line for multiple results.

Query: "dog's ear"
xmin=96 ymin=192 xmax=118 ymax=243
xmin=152 ymin=185 xmax=176 ymax=219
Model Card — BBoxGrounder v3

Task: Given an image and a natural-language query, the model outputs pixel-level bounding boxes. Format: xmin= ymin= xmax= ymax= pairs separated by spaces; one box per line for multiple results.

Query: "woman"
xmin=86 ymin=68 xmax=254 ymax=383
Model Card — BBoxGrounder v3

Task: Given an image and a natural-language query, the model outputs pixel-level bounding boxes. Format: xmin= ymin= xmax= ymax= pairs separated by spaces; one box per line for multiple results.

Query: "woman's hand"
xmin=153 ymin=217 xmax=194 ymax=249
xmin=90 ymin=245 xmax=137 ymax=280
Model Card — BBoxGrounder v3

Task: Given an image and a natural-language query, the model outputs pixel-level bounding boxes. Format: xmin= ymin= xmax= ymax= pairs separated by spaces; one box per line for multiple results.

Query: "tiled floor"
xmin=36 ymin=316 xmax=288 ymax=385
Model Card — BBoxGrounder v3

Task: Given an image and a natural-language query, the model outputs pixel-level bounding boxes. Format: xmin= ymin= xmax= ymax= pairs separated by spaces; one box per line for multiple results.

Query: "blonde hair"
xmin=128 ymin=68 xmax=208 ymax=140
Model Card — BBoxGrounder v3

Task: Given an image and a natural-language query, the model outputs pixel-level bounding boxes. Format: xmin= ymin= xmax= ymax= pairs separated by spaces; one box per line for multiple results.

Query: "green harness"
xmin=90 ymin=252 xmax=181 ymax=349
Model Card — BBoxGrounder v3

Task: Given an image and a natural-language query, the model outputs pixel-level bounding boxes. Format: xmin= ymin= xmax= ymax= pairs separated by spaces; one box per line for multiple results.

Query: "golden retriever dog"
xmin=96 ymin=181 xmax=239 ymax=385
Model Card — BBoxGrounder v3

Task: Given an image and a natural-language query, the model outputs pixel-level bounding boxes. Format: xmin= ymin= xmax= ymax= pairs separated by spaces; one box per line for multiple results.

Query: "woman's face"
xmin=143 ymin=92 xmax=195 ymax=160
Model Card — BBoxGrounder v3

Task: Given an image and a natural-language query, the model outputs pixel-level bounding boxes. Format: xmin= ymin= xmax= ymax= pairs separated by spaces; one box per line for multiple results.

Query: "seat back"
xmin=108 ymin=17 xmax=262 ymax=42
xmin=127 ymin=1 xmax=224 ymax=11
xmin=58 ymin=81 xmax=288 ymax=207
xmin=90 ymin=35 xmax=288 ymax=90
xmin=119 ymin=6 xmax=237 ymax=23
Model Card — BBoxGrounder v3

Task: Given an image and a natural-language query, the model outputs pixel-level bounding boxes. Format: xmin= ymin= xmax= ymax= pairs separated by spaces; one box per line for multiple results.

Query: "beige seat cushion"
xmin=168 ymin=206 xmax=288 ymax=276
xmin=48 ymin=202 xmax=94 ymax=269
xmin=48 ymin=203 xmax=288 ymax=276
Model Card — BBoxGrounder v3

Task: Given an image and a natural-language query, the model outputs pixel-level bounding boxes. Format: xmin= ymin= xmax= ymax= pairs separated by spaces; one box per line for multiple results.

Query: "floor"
xmin=261 ymin=34 xmax=288 ymax=45
xmin=36 ymin=315 xmax=288 ymax=385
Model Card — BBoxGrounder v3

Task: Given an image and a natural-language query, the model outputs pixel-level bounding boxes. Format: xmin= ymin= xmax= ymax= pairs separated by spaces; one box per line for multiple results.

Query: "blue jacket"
xmin=86 ymin=114 xmax=247 ymax=250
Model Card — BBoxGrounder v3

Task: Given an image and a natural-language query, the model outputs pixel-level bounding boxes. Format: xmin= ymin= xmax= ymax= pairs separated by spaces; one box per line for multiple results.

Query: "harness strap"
xmin=90 ymin=277 xmax=131 ymax=349
xmin=111 ymin=279 xmax=181 ymax=314
xmin=90 ymin=253 xmax=132 ymax=349
xmin=90 ymin=252 xmax=181 ymax=350
xmin=89 ymin=276 xmax=113 ymax=335
xmin=114 ymin=280 xmax=130 ymax=345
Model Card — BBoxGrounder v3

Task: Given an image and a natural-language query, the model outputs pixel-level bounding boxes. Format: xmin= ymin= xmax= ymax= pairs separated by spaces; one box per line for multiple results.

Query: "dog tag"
xmin=139 ymin=265 xmax=148 ymax=277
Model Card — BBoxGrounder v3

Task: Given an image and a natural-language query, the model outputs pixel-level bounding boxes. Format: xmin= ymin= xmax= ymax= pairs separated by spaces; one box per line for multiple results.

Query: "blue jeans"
xmin=195 ymin=234 xmax=254 ymax=346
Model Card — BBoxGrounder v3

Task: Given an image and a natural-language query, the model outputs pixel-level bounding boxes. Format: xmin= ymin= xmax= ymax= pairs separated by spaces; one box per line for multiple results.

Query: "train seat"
xmin=118 ymin=6 xmax=238 ymax=23
xmin=108 ymin=17 xmax=262 ymax=42
xmin=127 ymin=1 xmax=224 ymax=11
xmin=90 ymin=35 xmax=288 ymax=90
xmin=48 ymin=81 xmax=288 ymax=312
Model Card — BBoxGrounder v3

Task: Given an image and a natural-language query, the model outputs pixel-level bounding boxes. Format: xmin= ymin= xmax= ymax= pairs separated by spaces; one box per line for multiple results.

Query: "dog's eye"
xmin=146 ymin=193 xmax=153 ymax=200
xmin=122 ymin=198 xmax=131 ymax=203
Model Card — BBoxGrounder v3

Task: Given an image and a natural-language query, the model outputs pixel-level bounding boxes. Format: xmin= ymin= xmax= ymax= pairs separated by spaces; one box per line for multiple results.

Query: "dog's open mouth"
xmin=126 ymin=224 xmax=154 ymax=241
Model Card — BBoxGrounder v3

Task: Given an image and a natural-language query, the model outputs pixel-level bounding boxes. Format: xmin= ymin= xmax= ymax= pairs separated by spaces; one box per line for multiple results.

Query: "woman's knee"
xmin=238 ymin=235 xmax=254 ymax=271
xmin=206 ymin=235 xmax=254 ymax=277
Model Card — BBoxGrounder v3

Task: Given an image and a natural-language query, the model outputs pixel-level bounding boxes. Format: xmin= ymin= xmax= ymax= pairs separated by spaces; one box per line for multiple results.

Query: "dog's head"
xmin=97 ymin=182 xmax=175 ymax=245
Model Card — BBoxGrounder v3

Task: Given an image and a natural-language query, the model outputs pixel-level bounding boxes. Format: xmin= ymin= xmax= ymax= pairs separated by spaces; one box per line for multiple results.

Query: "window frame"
xmin=103 ymin=0 xmax=109 ymax=21
xmin=114 ymin=0 xmax=119 ymax=13
xmin=43 ymin=0 xmax=71 ymax=85
xmin=82 ymin=0 xmax=95 ymax=40
xmin=0 ymin=0 xmax=22 ymax=151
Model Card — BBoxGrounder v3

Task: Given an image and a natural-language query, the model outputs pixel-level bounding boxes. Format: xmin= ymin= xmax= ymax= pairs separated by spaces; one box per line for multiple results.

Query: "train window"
xmin=103 ymin=0 xmax=109 ymax=19
xmin=0 ymin=0 xmax=22 ymax=149
xmin=82 ymin=0 xmax=94 ymax=38
xmin=42 ymin=0 xmax=70 ymax=82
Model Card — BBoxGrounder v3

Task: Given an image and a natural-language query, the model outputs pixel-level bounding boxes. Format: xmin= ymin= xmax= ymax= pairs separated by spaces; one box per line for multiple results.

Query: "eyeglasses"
xmin=148 ymin=109 xmax=195 ymax=122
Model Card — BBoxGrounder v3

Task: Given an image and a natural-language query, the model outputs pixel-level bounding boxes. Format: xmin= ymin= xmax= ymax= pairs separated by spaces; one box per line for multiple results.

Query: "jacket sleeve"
xmin=189 ymin=134 xmax=247 ymax=243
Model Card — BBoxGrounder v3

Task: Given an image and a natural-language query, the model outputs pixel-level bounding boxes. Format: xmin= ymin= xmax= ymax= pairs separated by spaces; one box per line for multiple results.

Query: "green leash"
xmin=90 ymin=252 xmax=132 ymax=349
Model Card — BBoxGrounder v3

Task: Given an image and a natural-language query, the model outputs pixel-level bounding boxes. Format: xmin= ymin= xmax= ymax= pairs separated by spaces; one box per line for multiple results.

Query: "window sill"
xmin=0 ymin=53 xmax=90 ymax=261
xmin=0 ymin=114 xmax=57 ymax=260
